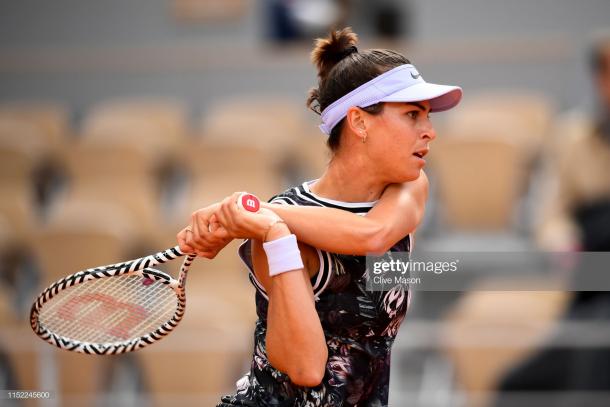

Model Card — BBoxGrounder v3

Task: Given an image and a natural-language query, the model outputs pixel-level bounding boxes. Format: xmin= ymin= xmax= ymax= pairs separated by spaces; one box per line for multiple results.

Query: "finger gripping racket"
xmin=30 ymin=193 xmax=260 ymax=355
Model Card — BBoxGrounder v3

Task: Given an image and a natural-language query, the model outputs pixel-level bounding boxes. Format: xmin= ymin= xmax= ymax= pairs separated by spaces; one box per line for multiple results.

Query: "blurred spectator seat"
xmin=444 ymin=90 xmax=553 ymax=157
xmin=440 ymin=279 xmax=569 ymax=407
xmin=198 ymin=96 xmax=304 ymax=164
xmin=62 ymin=141 xmax=153 ymax=183
xmin=81 ymin=98 xmax=188 ymax=160
xmin=0 ymin=104 xmax=70 ymax=218
xmin=52 ymin=353 xmax=107 ymax=407
xmin=32 ymin=201 xmax=133 ymax=283
xmin=0 ymin=119 xmax=49 ymax=182
xmin=0 ymin=119 xmax=47 ymax=238
xmin=429 ymin=137 xmax=528 ymax=231
xmin=0 ymin=179 xmax=38 ymax=240
xmin=183 ymin=142 xmax=278 ymax=178
xmin=0 ymin=101 xmax=70 ymax=153
xmin=138 ymin=344 xmax=250 ymax=407
xmin=137 ymin=274 xmax=254 ymax=406
xmin=56 ymin=141 xmax=164 ymax=244
xmin=79 ymin=98 xmax=189 ymax=231
xmin=173 ymin=141 xmax=282 ymax=220
xmin=172 ymin=0 xmax=247 ymax=22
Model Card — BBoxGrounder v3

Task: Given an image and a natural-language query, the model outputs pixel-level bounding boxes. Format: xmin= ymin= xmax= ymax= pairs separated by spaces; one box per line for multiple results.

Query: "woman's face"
xmin=365 ymin=101 xmax=436 ymax=182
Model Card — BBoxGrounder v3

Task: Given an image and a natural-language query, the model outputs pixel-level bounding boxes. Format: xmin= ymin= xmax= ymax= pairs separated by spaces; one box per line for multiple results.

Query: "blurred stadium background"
xmin=1 ymin=1 xmax=610 ymax=406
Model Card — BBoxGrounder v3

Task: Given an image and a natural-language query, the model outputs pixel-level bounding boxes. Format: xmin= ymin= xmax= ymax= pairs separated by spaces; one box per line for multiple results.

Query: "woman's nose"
xmin=422 ymin=123 xmax=436 ymax=141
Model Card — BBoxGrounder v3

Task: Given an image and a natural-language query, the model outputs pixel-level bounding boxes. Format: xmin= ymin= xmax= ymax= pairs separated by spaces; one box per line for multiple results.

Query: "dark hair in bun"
xmin=307 ymin=27 xmax=410 ymax=151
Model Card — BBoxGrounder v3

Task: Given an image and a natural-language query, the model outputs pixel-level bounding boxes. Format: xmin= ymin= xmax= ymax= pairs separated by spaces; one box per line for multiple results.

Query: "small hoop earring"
xmin=361 ymin=131 xmax=367 ymax=144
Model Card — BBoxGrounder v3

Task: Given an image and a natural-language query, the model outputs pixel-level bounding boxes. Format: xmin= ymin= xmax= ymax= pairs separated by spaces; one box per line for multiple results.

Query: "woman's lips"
xmin=411 ymin=148 xmax=429 ymax=166
xmin=413 ymin=154 xmax=426 ymax=165
xmin=412 ymin=148 xmax=429 ymax=162
xmin=413 ymin=148 xmax=429 ymax=158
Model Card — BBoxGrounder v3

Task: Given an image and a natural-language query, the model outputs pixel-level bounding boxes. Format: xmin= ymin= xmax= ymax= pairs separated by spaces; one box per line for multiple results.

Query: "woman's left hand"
xmin=215 ymin=192 xmax=284 ymax=241
xmin=178 ymin=203 xmax=232 ymax=259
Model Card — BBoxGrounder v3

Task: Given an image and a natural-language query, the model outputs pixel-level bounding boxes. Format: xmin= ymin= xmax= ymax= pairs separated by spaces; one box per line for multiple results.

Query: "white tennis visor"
xmin=319 ymin=64 xmax=463 ymax=135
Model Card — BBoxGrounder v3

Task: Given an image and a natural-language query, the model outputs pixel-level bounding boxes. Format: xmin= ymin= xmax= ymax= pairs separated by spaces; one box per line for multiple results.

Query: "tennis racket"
xmin=30 ymin=193 xmax=260 ymax=355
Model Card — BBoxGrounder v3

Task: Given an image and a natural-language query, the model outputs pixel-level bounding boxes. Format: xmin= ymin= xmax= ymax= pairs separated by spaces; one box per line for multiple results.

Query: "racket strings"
xmin=38 ymin=274 xmax=178 ymax=344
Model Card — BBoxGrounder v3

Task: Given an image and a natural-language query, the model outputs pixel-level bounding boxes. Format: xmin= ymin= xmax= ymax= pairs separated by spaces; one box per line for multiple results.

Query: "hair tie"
xmin=339 ymin=45 xmax=358 ymax=59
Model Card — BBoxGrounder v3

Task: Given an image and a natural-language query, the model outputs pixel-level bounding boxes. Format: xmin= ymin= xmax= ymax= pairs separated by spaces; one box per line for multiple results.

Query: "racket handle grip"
xmin=237 ymin=193 xmax=260 ymax=213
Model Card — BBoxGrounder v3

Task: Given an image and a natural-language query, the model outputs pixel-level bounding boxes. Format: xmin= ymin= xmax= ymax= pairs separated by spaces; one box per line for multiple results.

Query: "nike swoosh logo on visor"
xmin=410 ymin=71 xmax=421 ymax=79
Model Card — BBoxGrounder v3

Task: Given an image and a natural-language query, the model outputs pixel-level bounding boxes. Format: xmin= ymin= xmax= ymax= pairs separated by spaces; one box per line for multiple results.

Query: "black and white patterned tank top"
xmin=218 ymin=180 xmax=411 ymax=407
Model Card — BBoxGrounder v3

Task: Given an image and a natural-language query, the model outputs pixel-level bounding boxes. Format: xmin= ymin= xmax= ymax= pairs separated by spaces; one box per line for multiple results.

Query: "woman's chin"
xmin=396 ymin=169 xmax=422 ymax=183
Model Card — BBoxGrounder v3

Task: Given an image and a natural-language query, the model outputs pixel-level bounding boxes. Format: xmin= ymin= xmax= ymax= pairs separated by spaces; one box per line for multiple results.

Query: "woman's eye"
xmin=407 ymin=111 xmax=418 ymax=119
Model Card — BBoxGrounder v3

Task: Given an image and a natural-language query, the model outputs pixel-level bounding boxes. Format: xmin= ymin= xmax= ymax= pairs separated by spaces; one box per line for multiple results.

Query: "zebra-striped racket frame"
xmin=30 ymin=246 xmax=196 ymax=355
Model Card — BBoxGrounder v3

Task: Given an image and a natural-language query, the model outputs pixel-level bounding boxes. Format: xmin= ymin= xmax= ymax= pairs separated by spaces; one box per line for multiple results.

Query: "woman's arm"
xmin=252 ymin=229 xmax=327 ymax=387
xmin=262 ymin=170 xmax=429 ymax=255
xmin=179 ymin=171 xmax=428 ymax=257
xmin=213 ymin=200 xmax=327 ymax=386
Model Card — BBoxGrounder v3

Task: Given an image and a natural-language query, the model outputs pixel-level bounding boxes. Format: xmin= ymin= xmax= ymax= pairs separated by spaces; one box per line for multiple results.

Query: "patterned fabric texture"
xmin=218 ymin=181 xmax=411 ymax=407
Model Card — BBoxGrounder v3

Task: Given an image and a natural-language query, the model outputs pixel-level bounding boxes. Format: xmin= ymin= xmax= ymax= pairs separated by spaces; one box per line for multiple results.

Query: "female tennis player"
xmin=179 ymin=27 xmax=462 ymax=406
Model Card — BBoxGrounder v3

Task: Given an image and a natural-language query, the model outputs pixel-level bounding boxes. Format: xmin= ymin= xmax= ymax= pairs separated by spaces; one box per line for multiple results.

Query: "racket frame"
xmin=30 ymin=246 xmax=196 ymax=355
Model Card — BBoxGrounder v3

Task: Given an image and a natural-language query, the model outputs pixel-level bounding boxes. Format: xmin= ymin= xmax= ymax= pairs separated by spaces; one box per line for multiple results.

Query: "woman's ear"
xmin=345 ymin=107 xmax=368 ymax=140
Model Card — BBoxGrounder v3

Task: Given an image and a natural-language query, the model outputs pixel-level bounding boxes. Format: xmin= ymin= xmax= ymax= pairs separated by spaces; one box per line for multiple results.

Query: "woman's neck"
xmin=309 ymin=153 xmax=387 ymax=203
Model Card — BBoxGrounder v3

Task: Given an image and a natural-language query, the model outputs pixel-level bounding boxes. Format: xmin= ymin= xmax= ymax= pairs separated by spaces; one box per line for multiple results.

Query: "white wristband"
xmin=262 ymin=234 xmax=304 ymax=277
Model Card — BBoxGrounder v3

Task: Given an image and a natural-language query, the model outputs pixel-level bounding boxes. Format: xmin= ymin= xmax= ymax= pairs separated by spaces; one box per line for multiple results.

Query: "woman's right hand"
xmin=215 ymin=192 xmax=289 ymax=242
